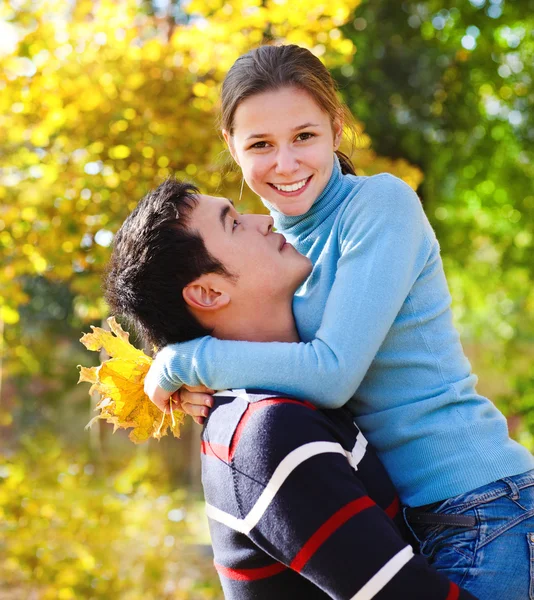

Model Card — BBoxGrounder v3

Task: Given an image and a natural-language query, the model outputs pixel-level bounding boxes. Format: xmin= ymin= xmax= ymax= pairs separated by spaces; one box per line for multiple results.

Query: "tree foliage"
xmin=338 ymin=0 xmax=533 ymax=339
xmin=0 ymin=434 xmax=222 ymax=599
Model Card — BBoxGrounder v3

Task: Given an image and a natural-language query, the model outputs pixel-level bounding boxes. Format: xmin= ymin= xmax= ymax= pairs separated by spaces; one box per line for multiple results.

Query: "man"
xmin=105 ymin=179 xmax=475 ymax=600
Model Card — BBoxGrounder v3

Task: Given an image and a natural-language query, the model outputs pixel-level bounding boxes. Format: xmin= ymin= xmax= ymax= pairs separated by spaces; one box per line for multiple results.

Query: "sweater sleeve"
xmin=226 ymin=403 xmax=475 ymax=600
xmin=145 ymin=175 xmax=431 ymax=408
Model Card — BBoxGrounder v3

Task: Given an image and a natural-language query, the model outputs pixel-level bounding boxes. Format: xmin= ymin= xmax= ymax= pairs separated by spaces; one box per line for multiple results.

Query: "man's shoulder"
xmin=202 ymin=388 xmax=359 ymax=466
xmin=200 ymin=388 xmax=401 ymax=533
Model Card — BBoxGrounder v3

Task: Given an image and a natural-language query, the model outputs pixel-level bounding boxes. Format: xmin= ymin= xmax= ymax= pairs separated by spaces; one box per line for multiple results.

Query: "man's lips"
xmin=278 ymin=234 xmax=287 ymax=251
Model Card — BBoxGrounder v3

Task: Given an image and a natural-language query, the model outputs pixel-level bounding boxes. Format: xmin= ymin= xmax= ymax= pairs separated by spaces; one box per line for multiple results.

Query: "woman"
xmin=145 ymin=45 xmax=534 ymax=598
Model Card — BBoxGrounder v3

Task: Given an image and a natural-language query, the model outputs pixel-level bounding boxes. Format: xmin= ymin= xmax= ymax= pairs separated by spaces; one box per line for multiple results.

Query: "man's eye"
xmin=296 ymin=132 xmax=315 ymax=142
xmin=232 ymin=219 xmax=240 ymax=230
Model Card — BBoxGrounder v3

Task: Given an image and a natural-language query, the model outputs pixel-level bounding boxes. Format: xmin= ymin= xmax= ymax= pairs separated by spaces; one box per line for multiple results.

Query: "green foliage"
xmin=336 ymin=0 xmax=534 ymax=439
xmin=338 ymin=0 xmax=533 ymax=331
xmin=0 ymin=434 xmax=222 ymax=599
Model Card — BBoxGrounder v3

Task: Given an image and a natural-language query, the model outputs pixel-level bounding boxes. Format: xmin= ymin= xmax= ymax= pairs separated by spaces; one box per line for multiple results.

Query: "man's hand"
xmin=144 ymin=377 xmax=214 ymax=425
xmin=177 ymin=385 xmax=215 ymax=425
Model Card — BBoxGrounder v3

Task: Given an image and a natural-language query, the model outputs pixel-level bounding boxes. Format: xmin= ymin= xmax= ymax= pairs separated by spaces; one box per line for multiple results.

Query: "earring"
xmin=238 ymin=177 xmax=244 ymax=203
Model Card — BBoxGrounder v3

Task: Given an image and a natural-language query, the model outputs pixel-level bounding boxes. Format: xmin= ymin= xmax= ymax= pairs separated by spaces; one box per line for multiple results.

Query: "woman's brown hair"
xmin=220 ymin=45 xmax=357 ymax=176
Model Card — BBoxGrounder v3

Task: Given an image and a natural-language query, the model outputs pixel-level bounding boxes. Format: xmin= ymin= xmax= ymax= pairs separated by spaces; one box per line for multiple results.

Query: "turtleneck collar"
xmin=261 ymin=154 xmax=348 ymax=237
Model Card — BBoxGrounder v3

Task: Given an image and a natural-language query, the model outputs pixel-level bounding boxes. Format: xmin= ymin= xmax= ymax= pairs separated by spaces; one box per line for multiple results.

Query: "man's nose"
xmin=275 ymin=146 xmax=299 ymax=175
xmin=247 ymin=214 xmax=274 ymax=234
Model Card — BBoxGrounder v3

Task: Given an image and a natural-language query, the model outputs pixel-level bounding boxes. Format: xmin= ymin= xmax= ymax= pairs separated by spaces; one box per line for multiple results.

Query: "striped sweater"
xmin=201 ymin=389 xmax=476 ymax=599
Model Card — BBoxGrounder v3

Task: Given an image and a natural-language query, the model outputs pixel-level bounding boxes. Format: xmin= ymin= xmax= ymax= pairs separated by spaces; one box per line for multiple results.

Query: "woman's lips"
xmin=268 ymin=175 xmax=312 ymax=197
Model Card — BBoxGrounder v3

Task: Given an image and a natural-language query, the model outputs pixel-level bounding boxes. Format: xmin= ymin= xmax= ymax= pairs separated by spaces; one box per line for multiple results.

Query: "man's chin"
xmin=294 ymin=268 xmax=312 ymax=291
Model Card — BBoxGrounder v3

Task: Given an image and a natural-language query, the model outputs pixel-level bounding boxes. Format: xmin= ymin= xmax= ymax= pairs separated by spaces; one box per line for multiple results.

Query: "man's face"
xmin=188 ymin=195 xmax=312 ymax=303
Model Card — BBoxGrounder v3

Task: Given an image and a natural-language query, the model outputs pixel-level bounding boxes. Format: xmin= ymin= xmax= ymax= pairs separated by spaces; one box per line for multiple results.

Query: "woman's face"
xmin=224 ymin=87 xmax=341 ymax=217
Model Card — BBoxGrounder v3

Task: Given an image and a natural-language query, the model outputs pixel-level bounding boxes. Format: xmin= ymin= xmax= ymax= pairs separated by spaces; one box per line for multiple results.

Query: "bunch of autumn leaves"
xmin=78 ymin=317 xmax=184 ymax=443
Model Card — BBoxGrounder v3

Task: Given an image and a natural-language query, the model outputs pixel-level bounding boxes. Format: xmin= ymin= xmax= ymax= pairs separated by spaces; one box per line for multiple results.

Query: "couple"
xmin=107 ymin=181 xmax=473 ymax=599
xmin=106 ymin=45 xmax=534 ymax=599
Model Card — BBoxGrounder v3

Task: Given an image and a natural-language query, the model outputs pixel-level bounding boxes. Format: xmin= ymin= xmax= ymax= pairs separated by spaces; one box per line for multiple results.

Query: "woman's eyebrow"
xmin=245 ymin=122 xmax=320 ymax=140
xmin=292 ymin=122 xmax=320 ymax=131
xmin=246 ymin=132 xmax=269 ymax=141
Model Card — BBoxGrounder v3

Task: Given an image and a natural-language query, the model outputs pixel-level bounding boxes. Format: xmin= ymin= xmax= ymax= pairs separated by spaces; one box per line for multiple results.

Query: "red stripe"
xmin=385 ymin=495 xmax=400 ymax=519
xmin=446 ymin=581 xmax=460 ymax=600
xmin=290 ymin=496 xmax=375 ymax=573
xmin=229 ymin=398 xmax=315 ymax=461
xmin=201 ymin=440 xmax=229 ymax=462
xmin=214 ymin=561 xmax=287 ymax=581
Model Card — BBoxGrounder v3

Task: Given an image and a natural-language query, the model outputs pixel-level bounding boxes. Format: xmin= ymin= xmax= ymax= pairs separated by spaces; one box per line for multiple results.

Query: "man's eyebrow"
xmin=245 ymin=123 xmax=321 ymax=141
xmin=219 ymin=200 xmax=235 ymax=231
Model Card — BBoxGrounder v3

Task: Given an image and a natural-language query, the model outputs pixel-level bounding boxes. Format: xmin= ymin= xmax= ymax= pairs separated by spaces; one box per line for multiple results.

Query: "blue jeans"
xmin=403 ymin=469 xmax=534 ymax=600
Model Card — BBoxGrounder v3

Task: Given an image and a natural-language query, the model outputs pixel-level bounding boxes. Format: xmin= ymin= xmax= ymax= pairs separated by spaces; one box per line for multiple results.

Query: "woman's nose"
xmin=275 ymin=146 xmax=299 ymax=175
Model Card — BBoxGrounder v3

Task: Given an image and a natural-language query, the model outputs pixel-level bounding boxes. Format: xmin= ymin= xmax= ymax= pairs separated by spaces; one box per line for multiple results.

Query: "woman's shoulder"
xmin=340 ymin=172 xmax=423 ymax=222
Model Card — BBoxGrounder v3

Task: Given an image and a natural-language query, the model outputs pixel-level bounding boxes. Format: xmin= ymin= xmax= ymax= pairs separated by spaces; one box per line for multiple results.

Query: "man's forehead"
xmin=197 ymin=193 xmax=234 ymax=207
xmin=190 ymin=194 xmax=235 ymax=231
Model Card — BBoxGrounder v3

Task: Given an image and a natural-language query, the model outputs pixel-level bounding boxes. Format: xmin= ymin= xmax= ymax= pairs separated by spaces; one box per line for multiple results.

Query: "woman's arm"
xmin=145 ymin=176 xmax=431 ymax=408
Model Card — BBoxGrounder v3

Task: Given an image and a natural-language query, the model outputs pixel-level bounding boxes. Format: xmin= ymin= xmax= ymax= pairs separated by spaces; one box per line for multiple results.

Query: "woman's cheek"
xmin=250 ymin=156 xmax=271 ymax=182
xmin=247 ymin=171 xmax=266 ymax=195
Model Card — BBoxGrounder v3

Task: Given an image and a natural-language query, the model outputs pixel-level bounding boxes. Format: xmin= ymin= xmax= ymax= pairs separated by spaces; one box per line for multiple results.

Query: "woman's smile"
xmin=268 ymin=175 xmax=313 ymax=196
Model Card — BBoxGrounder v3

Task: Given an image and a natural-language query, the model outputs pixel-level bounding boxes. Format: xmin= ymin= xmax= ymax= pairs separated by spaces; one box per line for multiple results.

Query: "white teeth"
xmin=272 ymin=178 xmax=308 ymax=192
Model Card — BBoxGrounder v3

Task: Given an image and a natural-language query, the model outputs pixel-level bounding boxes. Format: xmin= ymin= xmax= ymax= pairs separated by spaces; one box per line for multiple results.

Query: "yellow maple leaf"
xmin=78 ymin=316 xmax=184 ymax=443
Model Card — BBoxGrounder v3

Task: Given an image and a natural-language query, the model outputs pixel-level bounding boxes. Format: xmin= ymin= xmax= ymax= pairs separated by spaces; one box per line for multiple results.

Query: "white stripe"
xmin=205 ymin=503 xmax=249 ymax=534
xmin=213 ymin=389 xmax=294 ymax=403
xmin=350 ymin=545 xmax=414 ymax=600
xmin=347 ymin=431 xmax=368 ymax=471
xmin=244 ymin=442 xmax=347 ymax=532
xmin=205 ymin=441 xmax=347 ymax=534
xmin=213 ymin=388 xmax=248 ymax=400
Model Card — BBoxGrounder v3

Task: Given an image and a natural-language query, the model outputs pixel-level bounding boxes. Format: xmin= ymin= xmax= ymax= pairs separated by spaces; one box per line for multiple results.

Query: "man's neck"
xmin=212 ymin=301 xmax=299 ymax=343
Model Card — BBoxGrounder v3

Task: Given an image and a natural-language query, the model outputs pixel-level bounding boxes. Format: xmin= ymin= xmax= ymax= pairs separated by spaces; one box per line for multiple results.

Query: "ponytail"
xmin=336 ymin=150 xmax=356 ymax=176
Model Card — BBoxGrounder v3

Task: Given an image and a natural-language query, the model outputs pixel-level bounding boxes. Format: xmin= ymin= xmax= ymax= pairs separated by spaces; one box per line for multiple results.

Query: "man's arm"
xmin=210 ymin=400 xmax=476 ymax=600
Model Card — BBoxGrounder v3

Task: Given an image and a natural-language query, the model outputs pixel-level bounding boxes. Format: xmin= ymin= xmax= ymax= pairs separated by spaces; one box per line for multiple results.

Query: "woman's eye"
xmin=250 ymin=141 xmax=269 ymax=149
xmin=232 ymin=219 xmax=240 ymax=230
xmin=296 ymin=132 xmax=314 ymax=142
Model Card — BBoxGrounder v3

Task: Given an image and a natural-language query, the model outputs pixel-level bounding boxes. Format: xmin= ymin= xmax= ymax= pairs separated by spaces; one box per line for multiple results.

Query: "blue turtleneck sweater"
xmin=146 ymin=157 xmax=533 ymax=506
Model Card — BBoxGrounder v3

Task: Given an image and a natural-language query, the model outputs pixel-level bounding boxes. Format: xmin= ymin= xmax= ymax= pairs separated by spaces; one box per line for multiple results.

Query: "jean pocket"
xmin=529 ymin=533 xmax=534 ymax=600
xmin=421 ymin=520 xmax=477 ymax=559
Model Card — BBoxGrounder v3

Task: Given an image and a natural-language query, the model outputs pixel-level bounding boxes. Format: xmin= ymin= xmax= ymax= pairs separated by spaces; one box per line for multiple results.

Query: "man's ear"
xmin=222 ymin=129 xmax=240 ymax=165
xmin=183 ymin=280 xmax=231 ymax=312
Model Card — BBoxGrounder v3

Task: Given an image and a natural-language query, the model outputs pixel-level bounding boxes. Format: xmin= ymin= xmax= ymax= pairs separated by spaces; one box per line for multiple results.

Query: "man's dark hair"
xmin=104 ymin=178 xmax=233 ymax=350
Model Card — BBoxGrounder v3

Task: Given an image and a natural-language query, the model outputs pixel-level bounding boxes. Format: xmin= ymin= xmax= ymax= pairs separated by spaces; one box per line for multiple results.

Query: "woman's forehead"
xmin=232 ymin=87 xmax=330 ymax=133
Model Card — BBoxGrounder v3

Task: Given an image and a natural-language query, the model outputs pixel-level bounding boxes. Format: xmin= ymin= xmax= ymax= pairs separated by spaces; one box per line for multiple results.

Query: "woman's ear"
xmin=333 ymin=119 xmax=343 ymax=151
xmin=222 ymin=129 xmax=240 ymax=165
xmin=183 ymin=280 xmax=230 ymax=312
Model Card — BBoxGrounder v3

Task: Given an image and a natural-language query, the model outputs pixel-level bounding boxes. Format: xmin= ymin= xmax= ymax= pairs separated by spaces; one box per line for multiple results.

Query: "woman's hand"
xmin=144 ymin=381 xmax=175 ymax=414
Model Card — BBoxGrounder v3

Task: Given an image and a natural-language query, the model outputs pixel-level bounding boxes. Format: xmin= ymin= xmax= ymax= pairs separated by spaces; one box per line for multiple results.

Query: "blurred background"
xmin=1 ymin=0 xmax=533 ymax=597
